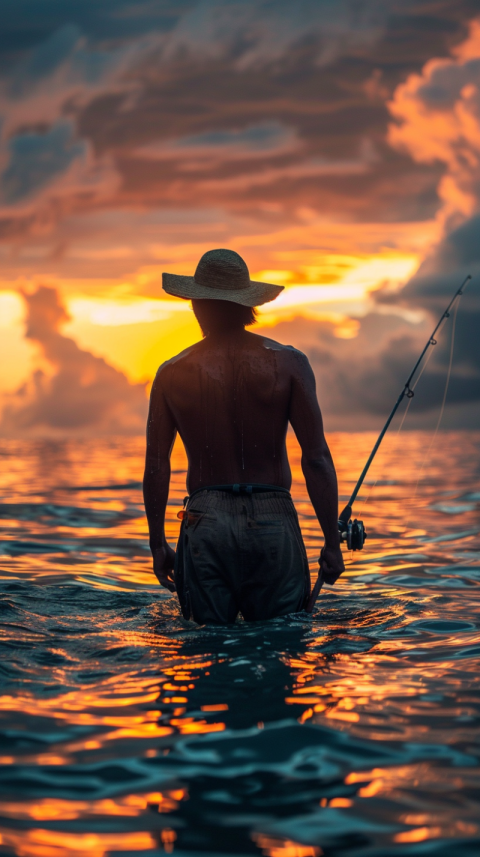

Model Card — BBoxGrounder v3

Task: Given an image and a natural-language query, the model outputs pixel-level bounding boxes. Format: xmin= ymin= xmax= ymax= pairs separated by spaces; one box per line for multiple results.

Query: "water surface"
xmin=0 ymin=432 xmax=479 ymax=856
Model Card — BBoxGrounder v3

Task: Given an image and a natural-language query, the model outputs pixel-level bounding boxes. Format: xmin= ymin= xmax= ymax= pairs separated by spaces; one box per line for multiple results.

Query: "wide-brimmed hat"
xmin=162 ymin=248 xmax=284 ymax=307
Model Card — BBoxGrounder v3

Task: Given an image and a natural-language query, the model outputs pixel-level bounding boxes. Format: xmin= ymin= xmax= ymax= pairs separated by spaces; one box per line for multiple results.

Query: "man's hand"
xmin=319 ymin=544 xmax=345 ymax=585
xmin=153 ymin=544 xmax=176 ymax=592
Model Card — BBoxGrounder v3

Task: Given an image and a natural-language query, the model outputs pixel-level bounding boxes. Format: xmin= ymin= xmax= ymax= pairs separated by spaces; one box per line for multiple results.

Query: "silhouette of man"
xmin=143 ymin=249 xmax=344 ymax=624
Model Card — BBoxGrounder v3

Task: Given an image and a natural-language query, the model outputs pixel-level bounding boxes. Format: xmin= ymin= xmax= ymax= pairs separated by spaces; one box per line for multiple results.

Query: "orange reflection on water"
xmin=0 ymin=689 xmax=160 ymax=716
xmin=325 ymin=710 xmax=359 ymax=723
xmin=201 ymin=704 xmax=229 ymax=711
xmin=282 ymin=653 xmax=470 ymax=741
xmin=160 ymin=828 xmax=177 ymax=853
xmin=394 ymin=820 xmax=478 ymax=843
xmin=345 ymin=763 xmax=474 ymax=803
xmin=0 ymin=829 xmax=156 ymax=857
xmin=253 ymin=833 xmax=323 ymax=856
xmin=0 ymin=791 xmax=186 ymax=821
xmin=170 ymin=719 xmax=226 ymax=734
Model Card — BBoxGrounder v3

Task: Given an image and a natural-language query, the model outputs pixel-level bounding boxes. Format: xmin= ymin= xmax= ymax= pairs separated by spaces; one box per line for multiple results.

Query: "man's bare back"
xmin=144 ymin=325 xmax=345 ymax=600
xmin=155 ymin=329 xmax=309 ymax=492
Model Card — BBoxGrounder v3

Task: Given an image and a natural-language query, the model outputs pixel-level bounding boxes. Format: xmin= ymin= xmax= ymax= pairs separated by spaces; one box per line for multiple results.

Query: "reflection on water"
xmin=0 ymin=432 xmax=479 ymax=856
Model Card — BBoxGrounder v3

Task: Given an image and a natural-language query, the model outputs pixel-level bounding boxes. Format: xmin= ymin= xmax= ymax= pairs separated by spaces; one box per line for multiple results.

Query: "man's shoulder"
xmin=253 ymin=333 xmax=310 ymax=365
xmin=155 ymin=341 xmax=202 ymax=379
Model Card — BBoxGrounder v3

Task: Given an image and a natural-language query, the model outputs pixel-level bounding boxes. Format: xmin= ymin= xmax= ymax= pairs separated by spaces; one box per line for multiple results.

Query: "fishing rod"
xmin=307 ymin=274 xmax=471 ymax=612
xmin=337 ymin=273 xmax=471 ymax=548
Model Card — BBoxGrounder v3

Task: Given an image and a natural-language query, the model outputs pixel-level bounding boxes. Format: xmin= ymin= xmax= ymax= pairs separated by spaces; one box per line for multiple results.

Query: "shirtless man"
xmin=143 ymin=249 xmax=344 ymax=624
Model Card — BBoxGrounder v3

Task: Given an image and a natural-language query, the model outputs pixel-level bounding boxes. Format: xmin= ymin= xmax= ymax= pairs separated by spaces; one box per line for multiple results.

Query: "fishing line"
xmin=393 ymin=329 xmax=440 ymax=436
xmin=396 ymin=311 xmax=451 ymax=430
xmin=413 ymin=297 xmax=460 ymax=499
xmin=360 ymin=303 xmax=459 ymax=518
xmin=394 ymin=311 xmax=449 ymax=436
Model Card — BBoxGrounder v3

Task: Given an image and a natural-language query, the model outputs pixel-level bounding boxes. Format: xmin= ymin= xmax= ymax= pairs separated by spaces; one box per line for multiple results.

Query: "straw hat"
xmin=162 ymin=248 xmax=284 ymax=307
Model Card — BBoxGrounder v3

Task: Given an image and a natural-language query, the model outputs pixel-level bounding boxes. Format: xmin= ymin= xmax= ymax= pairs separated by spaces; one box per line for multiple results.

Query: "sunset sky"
xmin=1 ymin=0 xmax=480 ymax=433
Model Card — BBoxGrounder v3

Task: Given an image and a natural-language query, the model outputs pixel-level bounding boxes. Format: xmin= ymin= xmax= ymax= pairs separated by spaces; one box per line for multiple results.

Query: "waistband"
xmin=185 ymin=483 xmax=291 ymax=505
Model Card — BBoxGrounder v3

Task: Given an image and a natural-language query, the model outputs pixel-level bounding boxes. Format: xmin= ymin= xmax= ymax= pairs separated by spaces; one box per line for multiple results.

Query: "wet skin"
xmin=143 ymin=326 xmax=345 ymax=594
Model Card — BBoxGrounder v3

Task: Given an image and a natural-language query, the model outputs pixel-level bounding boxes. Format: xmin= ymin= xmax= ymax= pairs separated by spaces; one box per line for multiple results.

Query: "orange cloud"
xmin=388 ymin=18 xmax=480 ymax=228
xmin=0 ymin=286 xmax=148 ymax=435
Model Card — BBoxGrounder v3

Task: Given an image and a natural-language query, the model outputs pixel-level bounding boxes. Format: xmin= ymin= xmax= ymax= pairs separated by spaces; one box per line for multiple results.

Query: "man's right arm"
xmin=143 ymin=369 xmax=177 ymax=591
xmin=288 ymin=351 xmax=345 ymax=584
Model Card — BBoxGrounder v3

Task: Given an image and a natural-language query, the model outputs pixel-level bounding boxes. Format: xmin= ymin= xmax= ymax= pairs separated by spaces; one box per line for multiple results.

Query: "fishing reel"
xmin=338 ymin=505 xmax=367 ymax=551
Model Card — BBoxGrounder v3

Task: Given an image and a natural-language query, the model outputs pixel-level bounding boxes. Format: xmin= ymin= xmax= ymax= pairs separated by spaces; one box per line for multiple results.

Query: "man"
xmin=143 ymin=249 xmax=344 ymax=624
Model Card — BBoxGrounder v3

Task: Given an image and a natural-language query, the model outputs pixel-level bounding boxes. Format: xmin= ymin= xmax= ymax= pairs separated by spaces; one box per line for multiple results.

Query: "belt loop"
xmin=246 ymin=485 xmax=252 ymax=495
xmin=233 ymin=483 xmax=240 ymax=494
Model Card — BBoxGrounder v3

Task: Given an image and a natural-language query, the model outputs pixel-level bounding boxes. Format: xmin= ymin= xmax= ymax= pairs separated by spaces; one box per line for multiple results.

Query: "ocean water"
xmin=0 ymin=432 xmax=479 ymax=857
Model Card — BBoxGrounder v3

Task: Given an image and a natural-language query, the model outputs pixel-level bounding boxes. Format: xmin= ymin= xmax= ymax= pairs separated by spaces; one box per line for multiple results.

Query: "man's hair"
xmin=192 ymin=299 xmax=257 ymax=336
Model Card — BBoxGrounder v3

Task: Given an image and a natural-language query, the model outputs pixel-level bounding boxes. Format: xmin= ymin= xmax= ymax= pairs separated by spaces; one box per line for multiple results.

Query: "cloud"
xmin=375 ymin=209 xmax=480 ymax=414
xmin=388 ymin=19 xmax=480 ymax=228
xmin=1 ymin=122 xmax=86 ymax=203
xmin=160 ymin=0 xmax=388 ymax=69
xmin=311 ymin=17 xmax=480 ymax=430
xmin=8 ymin=24 xmax=84 ymax=98
xmin=0 ymin=0 xmax=471 ymax=250
xmin=134 ymin=121 xmax=299 ymax=162
xmin=0 ymin=23 xmax=142 ymax=138
xmin=380 ymin=34 xmax=480 ymax=412
xmin=0 ymin=286 xmax=148 ymax=435
xmin=0 ymin=19 xmax=131 ymax=221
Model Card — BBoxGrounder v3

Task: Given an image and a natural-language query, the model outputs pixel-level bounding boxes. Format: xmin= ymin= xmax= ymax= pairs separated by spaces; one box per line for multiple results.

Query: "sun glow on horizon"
xmin=0 ymin=248 xmax=422 ymax=392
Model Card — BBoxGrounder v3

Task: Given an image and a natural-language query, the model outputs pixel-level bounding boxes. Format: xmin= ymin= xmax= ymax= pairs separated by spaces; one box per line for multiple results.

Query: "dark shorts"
xmin=174 ymin=489 xmax=311 ymax=624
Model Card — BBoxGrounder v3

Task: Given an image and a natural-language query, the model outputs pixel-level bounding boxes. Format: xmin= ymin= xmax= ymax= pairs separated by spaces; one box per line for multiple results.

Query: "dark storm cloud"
xmin=0 ymin=286 xmax=148 ymax=435
xmin=382 ymin=218 xmax=480 ymax=312
xmin=436 ymin=214 xmax=480 ymax=272
xmin=0 ymin=1 xmax=186 ymax=64
xmin=1 ymin=122 xmax=85 ymax=202
xmin=377 ymin=214 xmax=480 ymax=412
xmin=7 ymin=25 xmax=82 ymax=96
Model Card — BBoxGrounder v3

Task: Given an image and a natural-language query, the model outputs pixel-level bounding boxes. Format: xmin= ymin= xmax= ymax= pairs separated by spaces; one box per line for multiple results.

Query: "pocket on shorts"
xmin=185 ymin=508 xmax=217 ymax=530
xmin=186 ymin=511 xmax=219 ymax=561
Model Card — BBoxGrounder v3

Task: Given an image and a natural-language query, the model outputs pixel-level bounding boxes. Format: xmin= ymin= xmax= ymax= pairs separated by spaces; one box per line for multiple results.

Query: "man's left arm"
xmin=143 ymin=371 xmax=177 ymax=591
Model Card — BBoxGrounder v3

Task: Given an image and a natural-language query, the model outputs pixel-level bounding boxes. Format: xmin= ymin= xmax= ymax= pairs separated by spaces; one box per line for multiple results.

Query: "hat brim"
xmin=162 ymin=273 xmax=283 ymax=307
